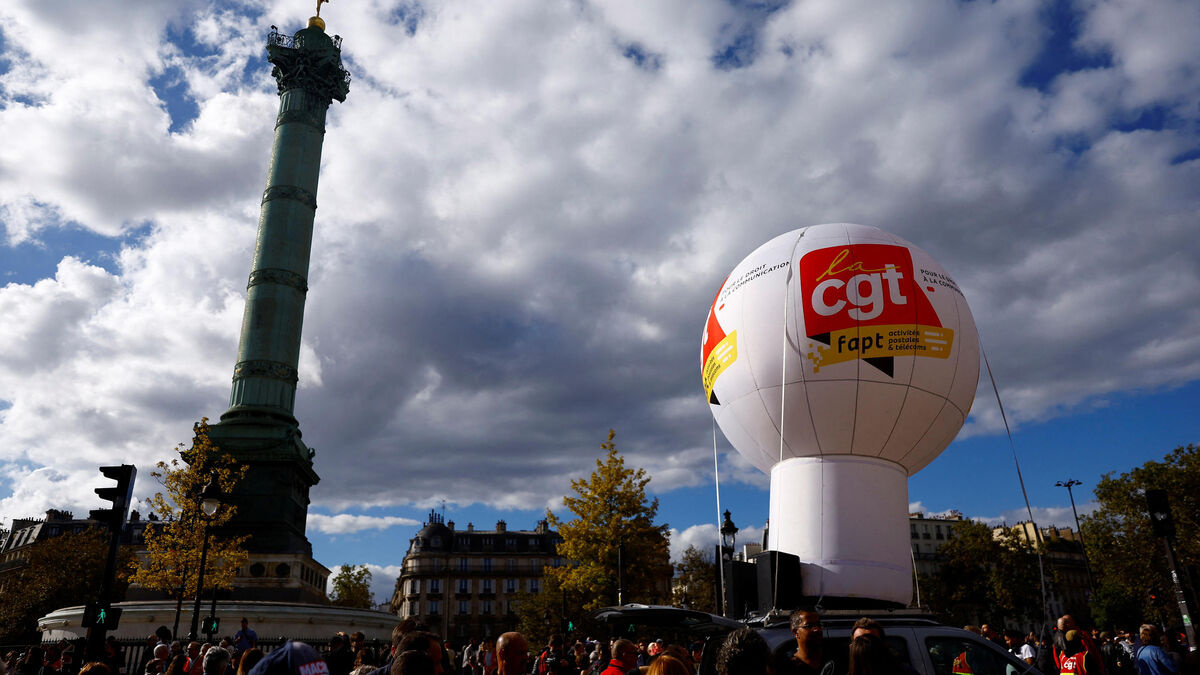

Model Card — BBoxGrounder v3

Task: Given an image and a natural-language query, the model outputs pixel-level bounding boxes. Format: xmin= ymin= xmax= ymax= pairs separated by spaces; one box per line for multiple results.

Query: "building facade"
xmin=1001 ymin=521 xmax=1092 ymax=619
xmin=392 ymin=512 xmax=563 ymax=641
xmin=909 ymin=511 xmax=964 ymax=579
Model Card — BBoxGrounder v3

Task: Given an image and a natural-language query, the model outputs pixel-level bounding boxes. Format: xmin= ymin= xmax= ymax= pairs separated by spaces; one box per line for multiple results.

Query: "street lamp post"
xmin=189 ymin=478 xmax=223 ymax=640
xmin=1056 ymin=479 xmax=1096 ymax=596
xmin=718 ymin=510 xmax=738 ymax=616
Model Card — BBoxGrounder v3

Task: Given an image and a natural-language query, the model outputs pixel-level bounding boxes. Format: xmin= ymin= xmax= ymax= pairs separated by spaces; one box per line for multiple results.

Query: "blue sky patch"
xmin=1111 ymin=105 xmax=1174 ymax=133
xmin=1019 ymin=0 xmax=1112 ymax=92
xmin=1170 ymin=147 xmax=1200 ymax=165
xmin=149 ymin=66 xmax=200 ymax=134
xmin=622 ymin=43 xmax=663 ymax=72
xmin=388 ymin=3 xmax=424 ymax=36
xmin=0 ymin=221 xmax=149 ymax=282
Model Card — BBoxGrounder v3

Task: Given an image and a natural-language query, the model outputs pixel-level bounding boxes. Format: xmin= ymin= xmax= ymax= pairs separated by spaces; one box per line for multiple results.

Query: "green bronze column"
xmin=206 ymin=12 xmax=348 ymax=586
xmin=226 ymin=19 xmax=349 ymax=424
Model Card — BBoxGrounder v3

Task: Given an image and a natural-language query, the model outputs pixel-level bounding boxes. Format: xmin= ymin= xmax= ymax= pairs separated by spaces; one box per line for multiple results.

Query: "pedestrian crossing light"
xmin=82 ymin=602 xmax=123 ymax=629
xmin=203 ymin=617 xmax=220 ymax=634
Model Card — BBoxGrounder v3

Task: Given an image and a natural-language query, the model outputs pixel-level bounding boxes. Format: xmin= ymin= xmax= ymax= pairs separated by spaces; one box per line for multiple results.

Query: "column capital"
xmin=266 ymin=25 xmax=351 ymax=104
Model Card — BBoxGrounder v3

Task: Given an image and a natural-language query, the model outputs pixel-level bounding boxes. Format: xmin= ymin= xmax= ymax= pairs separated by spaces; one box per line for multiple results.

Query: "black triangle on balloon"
xmin=709 ymin=390 xmax=720 ymax=405
xmin=864 ymin=356 xmax=895 ymax=378
xmin=809 ymin=332 xmax=831 ymax=345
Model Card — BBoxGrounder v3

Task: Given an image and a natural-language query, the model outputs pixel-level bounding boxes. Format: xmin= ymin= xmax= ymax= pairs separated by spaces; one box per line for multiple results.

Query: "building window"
xmin=459 ymin=558 xmax=468 ymax=571
xmin=429 ymin=579 xmax=441 ymax=593
xmin=507 ymin=558 xmax=516 ymax=571
xmin=506 ymin=579 xmax=517 ymax=593
xmin=506 ymin=600 xmax=517 ymax=615
xmin=410 ymin=579 xmax=421 ymax=594
xmin=529 ymin=579 xmax=540 ymax=593
xmin=483 ymin=558 xmax=493 ymax=572
xmin=459 ymin=579 xmax=470 ymax=594
xmin=506 ymin=537 xmax=516 ymax=551
xmin=482 ymin=579 xmax=493 ymax=593
xmin=910 ymin=525 xmax=917 ymax=538
xmin=429 ymin=600 xmax=440 ymax=615
xmin=458 ymin=536 xmax=468 ymax=547
xmin=432 ymin=536 xmax=442 ymax=547
xmin=458 ymin=601 xmax=469 ymax=615
xmin=482 ymin=537 xmax=493 ymax=549
xmin=481 ymin=600 xmax=493 ymax=615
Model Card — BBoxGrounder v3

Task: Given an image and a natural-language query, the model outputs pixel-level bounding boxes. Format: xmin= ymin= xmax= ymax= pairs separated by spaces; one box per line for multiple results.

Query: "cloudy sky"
xmin=1 ymin=0 xmax=1197 ymax=603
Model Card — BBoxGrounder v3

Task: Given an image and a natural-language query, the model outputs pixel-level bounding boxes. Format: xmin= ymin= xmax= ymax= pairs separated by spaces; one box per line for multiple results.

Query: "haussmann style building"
xmin=392 ymin=512 xmax=564 ymax=640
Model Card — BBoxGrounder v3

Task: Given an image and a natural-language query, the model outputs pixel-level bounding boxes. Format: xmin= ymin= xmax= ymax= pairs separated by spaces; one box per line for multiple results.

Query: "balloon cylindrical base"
xmin=768 ymin=455 xmax=912 ymax=606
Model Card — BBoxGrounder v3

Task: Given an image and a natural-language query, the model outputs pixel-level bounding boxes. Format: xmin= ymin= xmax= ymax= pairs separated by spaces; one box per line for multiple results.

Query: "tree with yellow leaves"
xmin=127 ymin=419 xmax=249 ymax=635
xmin=544 ymin=430 xmax=672 ymax=613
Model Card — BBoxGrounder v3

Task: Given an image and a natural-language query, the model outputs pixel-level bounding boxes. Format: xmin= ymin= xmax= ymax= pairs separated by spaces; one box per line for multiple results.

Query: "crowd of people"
xmin=1 ymin=610 xmax=1196 ymax=675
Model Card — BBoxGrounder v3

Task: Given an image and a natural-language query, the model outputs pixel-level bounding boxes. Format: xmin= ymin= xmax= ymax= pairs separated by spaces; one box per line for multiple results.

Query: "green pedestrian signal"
xmin=203 ymin=616 xmax=220 ymax=634
xmin=82 ymin=603 xmax=123 ymax=629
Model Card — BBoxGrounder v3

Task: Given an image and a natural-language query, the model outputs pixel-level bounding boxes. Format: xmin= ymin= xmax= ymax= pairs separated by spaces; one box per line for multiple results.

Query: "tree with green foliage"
xmin=1082 ymin=443 xmax=1199 ymax=629
xmin=545 ymin=430 xmax=672 ymax=613
xmin=329 ymin=564 xmax=373 ymax=608
xmin=921 ymin=519 xmax=1044 ymax=627
xmin=0 ymin=529 xmax=132 ymax=642
xmin=127 ymin=419 xmax=249 ymax=633
xmin=673 ymin=545 xmax=717 ymax=613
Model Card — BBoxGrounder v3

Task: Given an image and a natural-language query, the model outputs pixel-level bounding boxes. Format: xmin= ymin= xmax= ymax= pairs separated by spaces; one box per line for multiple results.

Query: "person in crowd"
xmin=849 ymin=635 xmax=904 ymax=675
xmin=475 ymin=642 xmax=495 ymax=675
xmin=393 ymin=634 xmax=443 ymax=675
xmin=717 ymin=628 xmax=771 ymax=675
xmin=586 ymin=642 xmax=610 ymax=675
xmin=438 ymin=644 xmax=455 ymax=675
xmin=201 ymin=649 xmax=230 ymax=675
xmin=137 ymin=638 xmax=161 ymax=675
xmin=234 ymin=621 xmax=258 ymax=654
xmin=781 ymin=607 xmax=833 ymax=675
xmin=145 ymin=646 xmax=170 ymax=675
xmin=571 ymin=642 xmax=589 ymax=673
xmin=534 ymin=635 xmax=570 ymax=675
xmin=15 ymin=648 xmax=44 ymax=675
xmin=1061 ymin=630 xmax=1102 ymax=675
xmin=325 ymin=636 xmax=355 ymax=675
xmin=460 ymin=639 xmax=478 ymax=675
xmin=164 ymin=654 xmax=188 ymax=675
xmin=1135 ymin=625 xmax=1178 ymax=675
xmin=495 ymin=633 xmax=529 ymax=675
xmin=853 ymin=619 xmax=886 ymax=641
xmin=1006 ymin=630 xmax=1036 ymax=665
xmin=80 ymin=665 xmax=113 ymax=675
xmin=185 ymin=644 xmax=204 ymax=675
xmin=104 ymin=638 xmax=125 ymax=675
xmin=600 ymin=640 xmax=637 ymax=675
xmin=391 ymin=653 xmax=434 ymax=675
xmin=235 ymin=650 xmax=263 ymax=675
xmin=647 ymin=655 xmax=691 ymax=675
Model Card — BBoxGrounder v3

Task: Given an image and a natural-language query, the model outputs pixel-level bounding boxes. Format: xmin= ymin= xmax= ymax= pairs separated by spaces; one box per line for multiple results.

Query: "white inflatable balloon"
xmin=702 ymin=223 xmax=979 ymax=605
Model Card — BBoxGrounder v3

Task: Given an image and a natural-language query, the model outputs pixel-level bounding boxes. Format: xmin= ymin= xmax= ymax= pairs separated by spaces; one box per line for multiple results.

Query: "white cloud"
xmin=308 ymin=514 xmax=422 ymax=535
xmin=670 ymin=523 xmax=766 ymax=563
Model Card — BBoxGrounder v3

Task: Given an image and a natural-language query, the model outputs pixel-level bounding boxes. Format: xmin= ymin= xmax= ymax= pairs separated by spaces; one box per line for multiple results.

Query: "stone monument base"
xmin=39 ymin=600 xmax=398 ymax=641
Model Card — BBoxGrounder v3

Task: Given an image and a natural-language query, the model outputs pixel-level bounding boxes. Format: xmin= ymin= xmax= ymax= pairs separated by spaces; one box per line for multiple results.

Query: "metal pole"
xmin=1162 ymin=536 xmax=1197 ymax=652
xmin=1057 ymin=479 xmax=1096 ymax=597
xmin=617 ymin=542 xmax=624 ymax=606
xmin=189 ymin=521 xmax=211 ymax=640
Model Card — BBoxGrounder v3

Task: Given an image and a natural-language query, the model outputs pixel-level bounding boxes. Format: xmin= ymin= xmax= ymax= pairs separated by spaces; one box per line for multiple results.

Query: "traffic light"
xmin=203 ymin=616 xmax=220 ymax=634
xmin=1146 ymin=489 xmax=1176 ymax=538
xmin=90 ymin=465 xmax=136 ymax=533
xmin=82 ymin=602 xmax=123 ymax=629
